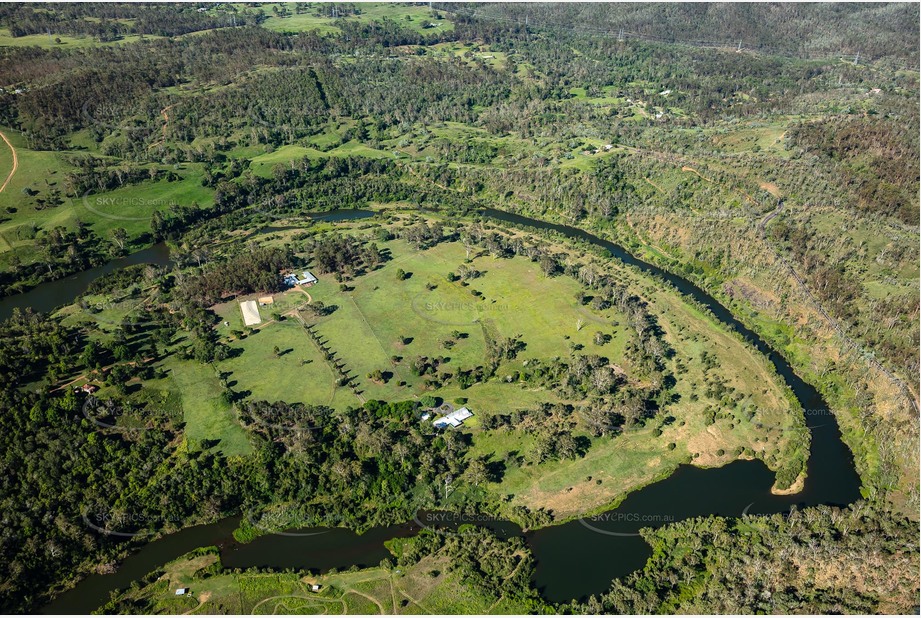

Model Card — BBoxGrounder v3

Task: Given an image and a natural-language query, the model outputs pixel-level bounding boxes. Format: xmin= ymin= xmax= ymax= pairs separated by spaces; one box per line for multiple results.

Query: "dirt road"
xmin=0 ymin=130 xmax=19 ymax=194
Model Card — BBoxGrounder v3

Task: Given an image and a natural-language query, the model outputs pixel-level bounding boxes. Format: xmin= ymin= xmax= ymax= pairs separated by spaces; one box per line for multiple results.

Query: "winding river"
xmin=0 ymin=243 xmax=171 ymax=323
xmin=37 ymin=207 xmax=861 ymax=613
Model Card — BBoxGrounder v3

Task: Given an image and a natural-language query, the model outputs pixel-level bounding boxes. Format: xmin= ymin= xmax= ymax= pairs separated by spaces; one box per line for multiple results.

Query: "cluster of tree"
xmin=564 ymin=354 xmax=618 ymax=396
xmin=176 ymin=245 xmax=292 ymax=307
xmin=2 ymin=22 xmax=507 ymax=149
xmin=149 ymin=203 xmax=208 ymax=243
xmin=451 ymin=263 xmax=482 ymax=281
xmin=4 ymin=27 xmax=296 ymax=148
xmin=61 ymin=155 xmax=170 ymax=197
xmin=448 ymin=3 xmax=918 ymax=66
xmin=768 ymin=220 xmax=859 ymax=323
xmin=211 ymin=156 xmax=425 ymax=221
xmin=0 ymin=310 xmax=234 ymax=613
xmin=309 ymin=233 xmax=385 ymax=280
xmin=788 ymin=116 xmax=919 ymax=224
xmin=408 ymin=355 xmax=451 ymax=382
xmin=483 ymin=327 xmax=526 ymax=373
xmin=432 ymin=137 xmax=500 ymax=164
xmin=398 ymin=220 xmax=450 ymax=250
xmin=0 ymin=309 xmax=80 ymax=385
xmin=0 ymin=3 xmax=264 ymax=40
xmin=236 ymin=399 xmax=471 ymax=532
xmin=573 ymin=503 xmax=919 ymax=614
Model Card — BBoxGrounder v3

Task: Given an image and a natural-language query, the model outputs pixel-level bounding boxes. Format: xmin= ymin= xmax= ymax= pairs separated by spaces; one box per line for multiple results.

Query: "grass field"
xmin=0 ymin=27 xmax=160 ymax=48
xmin=210 ymin=237 xmax=628 ymax=414
xmin=214 ymin=297 xmax=350 ymax=409
xmin=0 ymin=128 xmax=212 ymax=267
xmin=296 ymin=240 xmax=621 ymax=408
xmin=258 ymin=3 xmax=455 ymax=36
xmin=248 ymin=142 xmax=396 ymax=177
xmin=163 ymin=357 xmax=253 ymax=457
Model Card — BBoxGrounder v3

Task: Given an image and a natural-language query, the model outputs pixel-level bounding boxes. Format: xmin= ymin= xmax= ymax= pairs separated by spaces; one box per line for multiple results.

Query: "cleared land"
xmin=258 ymin=3 xmax=455 ymax=36
xmin=0 ymin=130 xmax=18 ymax=194
xmin=213 ymin=236 xmax=629 ymax=413
xmin=43 ymin=212 xmax=805 ymax=518
xmin=240 ymin=300 xmax=262 ymax=326
xmin=163 ymin=357 xmax=253 ymax=457
xmin=100 ymin=547 xmax=528 ymax=615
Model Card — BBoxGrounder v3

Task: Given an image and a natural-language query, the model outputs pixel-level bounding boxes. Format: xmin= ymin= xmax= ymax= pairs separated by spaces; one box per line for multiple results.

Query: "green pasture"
xmin=101 ymin=546 xmax=524 ymax=615
xmin=259 ymin=3 xmax=455 ymax=36
xmin=0 ymin=132 xmax=212 ymax=264
xmin=304 ymin=238 xmax=626 ymax=406
xmin=0 ymin=27 xmax=159 ymax=48
xmin=164 ymin=357 xmax=253 ymax=457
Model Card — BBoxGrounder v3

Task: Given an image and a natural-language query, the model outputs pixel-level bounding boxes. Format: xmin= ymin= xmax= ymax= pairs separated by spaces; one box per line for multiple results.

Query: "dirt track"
xmin=0 ymin=130 xmax=19 ymax=194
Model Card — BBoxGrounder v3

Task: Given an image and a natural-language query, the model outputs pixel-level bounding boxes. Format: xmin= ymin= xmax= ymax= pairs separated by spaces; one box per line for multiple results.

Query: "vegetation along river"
xmin=0 ymin=243 xmax=172 ymax=323
xmin=39 ymin=208 xmax=861 ymax=613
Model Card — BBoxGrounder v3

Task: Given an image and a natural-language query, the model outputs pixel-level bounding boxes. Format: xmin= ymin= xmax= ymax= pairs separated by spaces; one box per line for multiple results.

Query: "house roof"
xmin=433 ymin=407 xmax=473 ymax=428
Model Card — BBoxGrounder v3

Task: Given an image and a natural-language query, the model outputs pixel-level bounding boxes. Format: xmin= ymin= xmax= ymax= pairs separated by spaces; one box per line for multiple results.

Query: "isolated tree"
xmin=463 ymin=456 xmax=490 ymax=486
xmin=111 ymin=227 xmax=128 ymax=251
xmin=419 ymin=395 xmax=437 ymax=408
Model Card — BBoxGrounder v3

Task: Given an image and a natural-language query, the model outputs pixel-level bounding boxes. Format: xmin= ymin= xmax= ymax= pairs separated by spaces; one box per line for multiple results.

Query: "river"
xmin=38 ymin=207 xmax=861 ymax=612
xmin=0 ymin=243 xmax=171 ymax=323
xmin=0 ymin=208 xmax=377 ymax=322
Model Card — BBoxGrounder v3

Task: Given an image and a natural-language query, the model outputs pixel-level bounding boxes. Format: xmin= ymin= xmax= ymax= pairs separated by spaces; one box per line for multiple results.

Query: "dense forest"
xmin=447 ymin=3 xmax=919 ymax=65
xmin=0 ymin=3 xmax=266 ymax=38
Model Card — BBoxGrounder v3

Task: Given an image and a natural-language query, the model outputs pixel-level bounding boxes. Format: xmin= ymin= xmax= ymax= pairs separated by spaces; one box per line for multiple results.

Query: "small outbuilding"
xmin=175 ymin=588 xmax=188 ymax=596
xmin=258 ymin=296 xmax=274 ymax=306
xmin=297 ymin=271 xmax=318 ymax=286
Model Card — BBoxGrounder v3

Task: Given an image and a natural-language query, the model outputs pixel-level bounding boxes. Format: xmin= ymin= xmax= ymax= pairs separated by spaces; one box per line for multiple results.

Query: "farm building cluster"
xmin=235 ymin=270 xmax=319 ymax=326
xmin=284 ymin=271 xmax=318 ymax=287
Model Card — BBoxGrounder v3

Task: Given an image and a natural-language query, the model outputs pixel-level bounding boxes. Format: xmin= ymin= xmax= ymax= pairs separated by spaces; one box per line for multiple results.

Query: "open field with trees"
xmin=50 ymin=213 xmax=807 ymax=522
xmin=0 ymin=2 xmax=916 ymax=613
